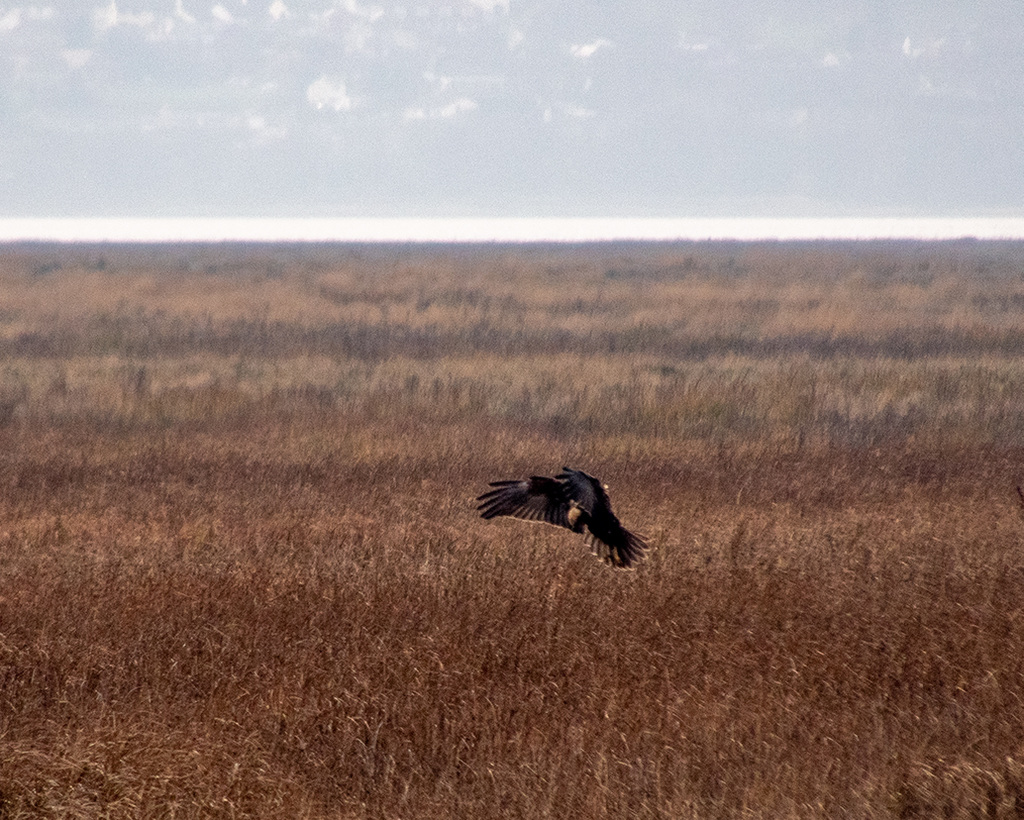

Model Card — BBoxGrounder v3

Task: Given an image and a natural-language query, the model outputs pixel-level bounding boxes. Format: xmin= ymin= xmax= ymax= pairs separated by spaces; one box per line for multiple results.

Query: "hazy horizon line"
xmin=2 ymin=217 xmax=1024 ymax=243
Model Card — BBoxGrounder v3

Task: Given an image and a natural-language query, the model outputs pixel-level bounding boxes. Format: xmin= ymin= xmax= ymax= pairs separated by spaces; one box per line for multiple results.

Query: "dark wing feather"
xmin=559 ymin=467 xmax=647 ymax=568
xmin=476 ymin=476 xmax=572 ymax=528
xmin=556 ymin=467 xmax=603 ymax=515
xmin=584 ymin=526 xmax=648 ymax=569
xmin=478 ymin=468 xmax=648 ymax=569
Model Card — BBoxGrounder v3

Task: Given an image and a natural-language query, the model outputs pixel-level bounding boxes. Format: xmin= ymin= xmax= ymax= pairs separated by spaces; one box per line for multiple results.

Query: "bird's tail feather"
xmin=584 ymin=530 xmax=647 ymax=569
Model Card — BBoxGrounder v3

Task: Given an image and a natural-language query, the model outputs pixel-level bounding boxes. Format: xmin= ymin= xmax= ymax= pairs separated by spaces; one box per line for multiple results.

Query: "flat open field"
xmin=2 ymin=240 xmax=1024 ymax=818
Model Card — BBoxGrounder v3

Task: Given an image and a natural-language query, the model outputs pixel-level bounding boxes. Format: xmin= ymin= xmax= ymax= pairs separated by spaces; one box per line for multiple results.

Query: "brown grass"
xmin=2 ymin=240 xmax=1024 ymax=818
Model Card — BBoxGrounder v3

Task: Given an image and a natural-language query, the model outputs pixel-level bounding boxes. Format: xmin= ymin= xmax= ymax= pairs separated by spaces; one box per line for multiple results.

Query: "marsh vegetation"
xmin=2 ymin=240 xmax=1024 ymax=817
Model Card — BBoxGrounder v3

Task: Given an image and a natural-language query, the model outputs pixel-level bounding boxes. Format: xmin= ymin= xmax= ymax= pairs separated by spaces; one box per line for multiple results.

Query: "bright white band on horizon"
xmin=1 ymin=218 xmax=1024 ymax=243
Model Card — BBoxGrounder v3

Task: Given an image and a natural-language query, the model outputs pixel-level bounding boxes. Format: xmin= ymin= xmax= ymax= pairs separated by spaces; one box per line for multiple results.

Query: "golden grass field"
xmin=2 ymin=239 xmax=1024 ymax=818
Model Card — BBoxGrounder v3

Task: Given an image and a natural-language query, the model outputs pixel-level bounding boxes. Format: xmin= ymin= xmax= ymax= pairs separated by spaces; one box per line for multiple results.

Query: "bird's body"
xmin=476 ymin=467 xmax=647 ymax=568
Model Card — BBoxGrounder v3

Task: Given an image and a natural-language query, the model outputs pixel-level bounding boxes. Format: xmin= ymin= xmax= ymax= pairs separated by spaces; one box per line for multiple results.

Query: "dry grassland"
xmin=2 ymin=240 xmax=1024 ymax=818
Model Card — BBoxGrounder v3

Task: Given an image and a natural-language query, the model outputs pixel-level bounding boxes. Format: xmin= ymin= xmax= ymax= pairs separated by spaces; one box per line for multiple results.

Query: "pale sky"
xmin=1 ymin=1 xmax=1022 ymax=218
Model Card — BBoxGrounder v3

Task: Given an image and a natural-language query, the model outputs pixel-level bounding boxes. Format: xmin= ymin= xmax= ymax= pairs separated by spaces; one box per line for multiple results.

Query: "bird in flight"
xmin=476 ymin=467 xmax=648 ymax=568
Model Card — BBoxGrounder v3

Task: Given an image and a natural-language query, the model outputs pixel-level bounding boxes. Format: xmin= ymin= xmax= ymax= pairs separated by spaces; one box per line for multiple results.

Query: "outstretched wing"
xmin=476 ymin=476 xmax=572 ymax=528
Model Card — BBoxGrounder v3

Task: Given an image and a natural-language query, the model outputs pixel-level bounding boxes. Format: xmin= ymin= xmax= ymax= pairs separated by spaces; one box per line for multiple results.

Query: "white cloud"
xmin=93 ymin=1 xmax=118 ymax=31
xmin=903 ymin=36 xmax=949 ymax=58
xmin=330 ymin=0 xmax=384 ymax=52
xmin=307 ymin=76 xmax=353 ymax=111
xmin=0 ymin=9 xmax=20 ymax=32
xmin=570 ymin=38 xmax=612 ymax=59
xmin=677 ymin=33 xmax=711 ymax=52
xmin=93 ymin=1 xmax=157 ymax=31
xmin=245 ymin=113 xmax=288 ymax=141
xmin=466 ymin=0 xmax=508 ymax=11
xmin=2 ymin=5 xmax=56 ymax=30
xmin=540 ymin=101 xmax=599 ymax=122
xmin=565 ymin=105 xmax=595 ymax=119
xmin=211 ymin=4 xmax=233 ymax=23
xmin=62 ymin=49 xmax=93 ymax=69
xmin=343 ymin=0 xmax=384 ymax=22
xmin=345 ymin=21 xmax=374 ymax=52
xmin=268 ymin=0 xmax=289 ymax=20
xmin=439 ymin=97 xmax=476 ymax=117
xmin=423 ymin=71 xmax=453 ymax=91
xmin=902 ymin=36 xmax=949 ymax=60
xmin=902 ymin=37 xmax=924 ymax=58
xmin=915 ymin=73 xmax=972 ymax=99
xmin=175 ymin=0 xmax=195 ymax=23
xmin=143 ymin=105 xmax=207 ymax=131
xmin=391 ymin=28 xmax=417 ymax=49
xmin=404 ymin=97 xmax=477 ymax=120
xmin=151 ymin=17 xmax=175 ymax=38
xmin=424 ymin=72 xmax=504 ymax=93
xmin=822 ymin=52 xmax=841 ymax=67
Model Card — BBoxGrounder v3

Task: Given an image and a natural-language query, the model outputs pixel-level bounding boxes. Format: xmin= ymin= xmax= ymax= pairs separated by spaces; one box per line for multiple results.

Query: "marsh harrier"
xmin=477 ymin=467 xmax=647 ymax=568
